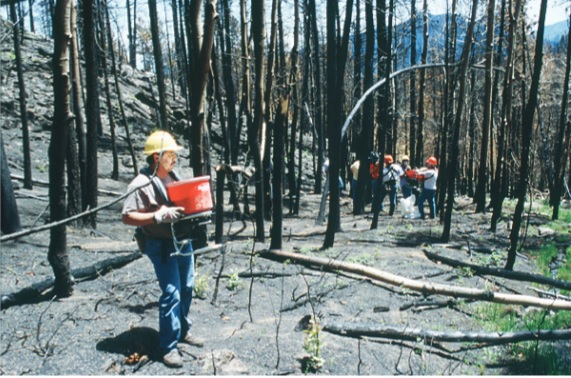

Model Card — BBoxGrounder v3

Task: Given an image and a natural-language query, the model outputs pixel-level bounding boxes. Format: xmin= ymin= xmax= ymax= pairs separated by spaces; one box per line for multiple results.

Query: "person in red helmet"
xmin=379 ymin=154 xmax=403 ymax=216
xmin=417 ymin=156 xmax=438 ymax=219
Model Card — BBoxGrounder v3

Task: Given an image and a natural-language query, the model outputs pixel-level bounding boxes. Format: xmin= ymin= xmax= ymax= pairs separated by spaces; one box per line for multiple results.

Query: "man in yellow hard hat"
xmin=122 ymin=130 xmax=204 ymax=368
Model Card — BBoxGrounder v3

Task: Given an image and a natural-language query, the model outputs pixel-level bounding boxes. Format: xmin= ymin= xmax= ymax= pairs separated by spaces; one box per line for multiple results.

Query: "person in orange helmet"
xmin=399 ymin=155 xmax=416 ymax=200
xmin=417 ymin=156 xmax=438 ymax=219
xmin=379 ymin=154 xmax=403 ymax=216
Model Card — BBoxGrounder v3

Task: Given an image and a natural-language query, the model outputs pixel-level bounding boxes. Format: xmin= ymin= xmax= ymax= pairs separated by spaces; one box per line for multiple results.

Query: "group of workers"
xmin=350 ymin=153 xmax=439 ymax=219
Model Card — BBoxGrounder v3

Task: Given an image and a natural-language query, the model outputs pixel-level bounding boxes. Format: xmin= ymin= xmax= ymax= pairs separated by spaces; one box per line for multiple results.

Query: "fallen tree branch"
xmin=258 ymin=249 xmax=571 ymax=310
xmin=399 ymin=298 xmax=473 ymax=312
xmin=1 ymin=252 xmax=142 ymax=309
xmin=423 ymin=250 xmax=571 ymax=291
xmin=322 ymin=321 xmax=571 ymax=344
xmin=1 ymin=180 xmax=152 ymax=243
xmin=528 ymin=287 xmax=571 ymax=301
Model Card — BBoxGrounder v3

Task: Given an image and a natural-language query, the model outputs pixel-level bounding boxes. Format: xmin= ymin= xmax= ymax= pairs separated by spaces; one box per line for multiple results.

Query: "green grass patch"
xmin=525 ymin=241 xmax=570 ymax=295
xmin=507 ymin=342 xmax=571 ymax=375
xmin=475 ymin=302 xmax=571 ymax=374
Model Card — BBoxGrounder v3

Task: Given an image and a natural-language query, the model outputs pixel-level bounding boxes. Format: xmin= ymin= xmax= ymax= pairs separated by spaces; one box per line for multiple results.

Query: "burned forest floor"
xmin=2 ymin=19 xmax=571 ymax=375
xmin=1 ymin=161 xmax=571 ymax=375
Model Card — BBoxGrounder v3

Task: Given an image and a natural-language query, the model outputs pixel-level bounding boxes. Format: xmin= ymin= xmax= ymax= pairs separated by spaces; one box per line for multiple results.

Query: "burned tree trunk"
xmin=10 ymin=1 xmax=32 ymax=190
xmin=474 ymin=0 xmax=496 ymax=213
xmin=148 ymin=0 xmax=169 ymax=131
xmin=416 ymin=0 xmax=428 ymax=168
xmin=490 ymin=0 xmax=522 ymax=232
xmin=251 ymin=0 xmax=266 ymax=242
xmin=505 ymin=0 xmax=547 ymax=271
xmin=442 ymin=0 xmax=479 ymax=242
xmin=552 ymin=9 xmax=571 ymax=220
xmin=1 ymin=131 xmax=22 ymax=235
xmin=49 ymin=0 xmax=74 ymax=298
xmin=82 ymin=0 xmax=101 ymax=228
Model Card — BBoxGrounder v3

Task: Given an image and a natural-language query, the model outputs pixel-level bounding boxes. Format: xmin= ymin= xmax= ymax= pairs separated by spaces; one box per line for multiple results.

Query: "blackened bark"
xmin=442 ymin=0 xmax=478 ymax=242
xmin=475 ymin=0 xmax=496 ymax=212
xmin=262 ymin=0 xmax=278 ymax=221
xmin=251 ymin=0 xmax=266 ymax=242
xmin=69 ymin=0 xmax=84 ymax=216
xmin=270 ymin=99 xmax=287 ymax=250
xmin=287 ymin=0 xmax=300 ymax=215
xmin=10 ymin=2 xmax=32 ymax=191
xmin=50 ymin=0 xmax=74 ymax=297
xmin=409 ymin=0 xmax=417 ymax=165
xmin=102 ymin=0 xmax=119 ymax=180
xmin=505 ymin=0 xmax=547 ymax=271
xmin=552 ymin=8 xmax=571 ymax=220
xmin=127 ymin=0 xmax=137 ymax=68
xmin=323 ymin=0 xmax=342 ymax=249
xmin=1 ymin=131 xmax=22 ymax=234
xmin=148 ymin=0 xmax=169 ymax=131
xmin=309 ymin=0 xmax=324 ymax=195
xmin=416 ymin=0 xmax=428 ymax=168
xmin=82 ymin=0 xmax=100 ymax=228
xmin=187 ymin=0 xmax=217 ymax=177
xmin=490 ymin=0 xmax=522 ymax=232
xmin=220 ymin=0 xmax=238 ymax=165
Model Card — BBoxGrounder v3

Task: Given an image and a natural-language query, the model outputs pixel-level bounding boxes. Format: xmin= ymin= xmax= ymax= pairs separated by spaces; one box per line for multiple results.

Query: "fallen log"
xmin=1 ymin=252 xmax=142 ymax=309
xmin=258 ymin=249 xmax=571 ymax=310
xmin=322 ymin=321 xmax=571 ymax=344
xmin=399 ymin=298 xmax=472 ymax=311
xmin=423 ymin=250 xmax=571 ymax=291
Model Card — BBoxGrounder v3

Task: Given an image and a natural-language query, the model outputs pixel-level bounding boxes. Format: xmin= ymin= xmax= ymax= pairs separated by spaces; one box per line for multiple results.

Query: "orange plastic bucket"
xmin=166 ymin=176 xmax=213 ymax=215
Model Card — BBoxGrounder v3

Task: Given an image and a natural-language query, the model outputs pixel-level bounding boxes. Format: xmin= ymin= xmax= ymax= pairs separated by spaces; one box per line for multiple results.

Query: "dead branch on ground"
xmin=1 ymin=252 xmax=142 ymax=309
xmin=423 ymin=249 xmax=571 ymax=290
xmin=399 ymin=298 xmax=473 ymax=312
xmin=258 ymin=249 xmax=571 ymax=310
xmin=322 ymin=321 xmax=571 ymax=344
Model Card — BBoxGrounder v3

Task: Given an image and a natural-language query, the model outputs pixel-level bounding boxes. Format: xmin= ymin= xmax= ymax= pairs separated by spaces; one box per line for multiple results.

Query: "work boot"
xmin=180 ymin=332 xmax=205 ymax=347
xmin=163 ymin=349 xmax=183 ymax=368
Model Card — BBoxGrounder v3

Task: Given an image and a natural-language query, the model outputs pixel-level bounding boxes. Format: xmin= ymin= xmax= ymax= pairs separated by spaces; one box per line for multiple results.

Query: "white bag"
xmin=400 ymin=195 xmax=420 ymax=219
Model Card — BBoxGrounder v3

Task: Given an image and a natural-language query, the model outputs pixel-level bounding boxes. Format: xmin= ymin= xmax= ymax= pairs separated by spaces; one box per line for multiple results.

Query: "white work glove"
xmin=153 ymin=206 xmax=185 ymax=224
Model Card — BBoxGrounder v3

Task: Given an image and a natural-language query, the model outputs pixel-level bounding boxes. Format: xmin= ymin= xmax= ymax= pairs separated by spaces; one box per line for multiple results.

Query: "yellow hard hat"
xmin=144 ymin=130 xmax=183 ymax=156
xmin=401 ymin=155 xmax=410 ymax=162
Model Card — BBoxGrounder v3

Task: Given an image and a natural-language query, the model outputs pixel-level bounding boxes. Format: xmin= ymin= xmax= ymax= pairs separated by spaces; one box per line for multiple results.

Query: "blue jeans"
xmin=371 ymin=179 xmax=380 ymax=212
xmin=401 ymin=184 xmax=413 ymax=199
xmin=418 ymin=188 xmax=436 ymax=219
xmin=145 ymin=237 xmax=195 ymax=355
xmin=380 ymin=183 xmax=398 ymax=215
xmin=351 ymin=178 xmax=358 ymax=204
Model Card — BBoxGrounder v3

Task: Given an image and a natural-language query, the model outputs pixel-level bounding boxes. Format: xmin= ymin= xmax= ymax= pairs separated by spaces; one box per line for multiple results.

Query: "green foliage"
xmin=226 ymin=271 xmax=241 ymax=291
xmin=508 ymin=342 xmax=571 ymax=375
xmin=476 ymin=250 xmax=504 ymax=267
xmin=456 ymin=266 xmax=474 ymax=278
xmin=194 ymin=274 xmax=208 ymax=299
xmin=346 ymin=252 xmax=373 ymax=266
xmin=475 ymin=303 xmax=571 ymax=374
xmin=525 ymin=243 xmax=570 ymax=294
xmin=303 ymin=316 xmax=325 ymax=372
